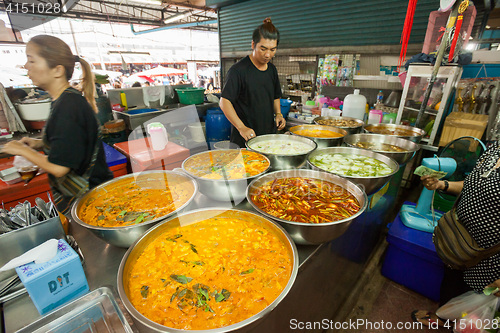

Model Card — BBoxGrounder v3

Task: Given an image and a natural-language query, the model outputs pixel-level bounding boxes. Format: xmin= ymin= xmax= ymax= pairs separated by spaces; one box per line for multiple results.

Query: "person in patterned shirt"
xmin=412 ymin=140 xmax=500 ymax=327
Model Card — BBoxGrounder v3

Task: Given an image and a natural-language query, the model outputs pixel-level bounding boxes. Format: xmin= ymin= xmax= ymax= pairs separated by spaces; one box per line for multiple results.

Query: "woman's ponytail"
xmin=77 ymin=57 xmax=98 ymax=113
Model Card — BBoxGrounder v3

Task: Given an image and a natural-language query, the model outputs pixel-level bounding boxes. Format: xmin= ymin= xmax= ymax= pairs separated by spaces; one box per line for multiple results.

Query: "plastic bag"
xmin=142 ymin=86 xmax=165 ymax=108
xmin=436 ymin=291 xmax=500 ymax=333
xmin=13 ymin=155 xmax=37 ymax=171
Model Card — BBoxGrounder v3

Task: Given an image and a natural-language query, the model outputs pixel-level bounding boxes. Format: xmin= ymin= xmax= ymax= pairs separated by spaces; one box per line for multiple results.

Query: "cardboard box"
xmin=16 ymin=239 xmax=89 ymax=315
xmin=439 ymin=112 xmax=489 ymax=150
xmin=114 ymin=139 xmax=189 ymax=173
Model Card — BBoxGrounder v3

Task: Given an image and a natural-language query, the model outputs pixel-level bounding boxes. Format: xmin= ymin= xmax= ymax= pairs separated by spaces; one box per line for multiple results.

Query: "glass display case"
xmin=396 ymin=64 xmax=463 ymax=150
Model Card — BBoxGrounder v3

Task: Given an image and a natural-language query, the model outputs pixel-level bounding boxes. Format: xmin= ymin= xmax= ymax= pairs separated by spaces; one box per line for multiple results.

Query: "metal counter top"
xmin=2 ymin=192 xmax=321 ymax=332
xmin=3 ymin=166 xmax=404 ymax=332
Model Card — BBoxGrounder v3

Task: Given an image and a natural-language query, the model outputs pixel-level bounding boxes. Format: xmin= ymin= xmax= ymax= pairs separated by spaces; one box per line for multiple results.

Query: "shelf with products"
xmin=403 ymin=106 xmax=438 ymax=116
xmin=396 ymin=64 xmax=463 ymax=147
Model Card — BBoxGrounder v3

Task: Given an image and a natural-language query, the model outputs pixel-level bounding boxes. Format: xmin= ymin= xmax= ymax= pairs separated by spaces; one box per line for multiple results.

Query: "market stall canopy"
xmin=122 ymin=74 xmax=150 ymax=84
xmin=134 ymin=66 xmax=187 ymax=78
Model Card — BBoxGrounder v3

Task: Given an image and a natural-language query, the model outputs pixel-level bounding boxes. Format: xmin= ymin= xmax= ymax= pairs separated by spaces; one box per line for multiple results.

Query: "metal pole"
xmin=415 ymin=2 xmax=460 ymax=128
xmin=69 ymin=21 xmax=80 ymax=56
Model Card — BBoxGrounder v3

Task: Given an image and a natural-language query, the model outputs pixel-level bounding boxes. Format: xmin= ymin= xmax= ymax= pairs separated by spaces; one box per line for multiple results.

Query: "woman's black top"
xmin=43 ymin=88 xmax=113 ymax=207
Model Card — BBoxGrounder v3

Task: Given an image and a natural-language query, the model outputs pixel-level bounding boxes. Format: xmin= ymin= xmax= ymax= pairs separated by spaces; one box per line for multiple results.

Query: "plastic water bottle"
xmin=342 ymin=89 xmax=367 ymax=120
xmin=376 ymin=90 xmax=384 ymax=108
xmin=120 ymin=91 xmax=128 ymax=110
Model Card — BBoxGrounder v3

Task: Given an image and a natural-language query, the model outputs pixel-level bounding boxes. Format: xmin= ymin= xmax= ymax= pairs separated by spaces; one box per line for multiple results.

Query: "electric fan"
xmin=400 ymin=136 xmax=486 ymax=232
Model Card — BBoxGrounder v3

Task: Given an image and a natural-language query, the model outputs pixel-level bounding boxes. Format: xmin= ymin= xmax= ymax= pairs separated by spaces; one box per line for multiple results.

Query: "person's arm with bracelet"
xmin=220 ymin=97 xmax=255 ymax=141
xmin=421 ymin=175 xmax=463 ymax=196
xmin=274 ymin=99 xmax=286 ymax=130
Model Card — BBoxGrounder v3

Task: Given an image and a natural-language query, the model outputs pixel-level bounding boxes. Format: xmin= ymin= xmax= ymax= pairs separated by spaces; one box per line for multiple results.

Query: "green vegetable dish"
xmin=310 ymin=153 xmax=393 ymax=177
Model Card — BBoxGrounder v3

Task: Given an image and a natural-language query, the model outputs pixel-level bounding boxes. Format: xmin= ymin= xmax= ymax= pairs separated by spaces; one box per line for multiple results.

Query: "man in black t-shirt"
xmin=220 ymin=18 xmax=285 ymax=148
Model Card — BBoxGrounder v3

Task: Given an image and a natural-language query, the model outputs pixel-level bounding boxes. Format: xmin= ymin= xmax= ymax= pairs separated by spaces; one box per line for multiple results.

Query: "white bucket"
xmin=188 ymin=122 xmax=206 ymax=143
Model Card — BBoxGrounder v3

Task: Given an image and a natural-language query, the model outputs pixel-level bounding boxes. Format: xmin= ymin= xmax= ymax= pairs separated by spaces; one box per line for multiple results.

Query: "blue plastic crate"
xmin=381 ymin=204 xmax=445 ymax=302
xmin=103 ymin=142 xmax=127 ymax=167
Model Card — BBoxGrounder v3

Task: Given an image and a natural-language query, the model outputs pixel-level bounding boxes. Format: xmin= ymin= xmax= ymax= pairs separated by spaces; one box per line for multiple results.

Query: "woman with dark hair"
xmin=220 ymin=17 xmax=285 ymax=148
xmin=2 ymin=35 xmax=113 ymax=214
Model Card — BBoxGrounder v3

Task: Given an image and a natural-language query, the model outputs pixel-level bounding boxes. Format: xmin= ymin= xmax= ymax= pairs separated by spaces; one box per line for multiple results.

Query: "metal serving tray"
xmin=16 ymin=286 xmax=136 ymax=333
xmin=0 ymin=216 xmax=66 ymax=283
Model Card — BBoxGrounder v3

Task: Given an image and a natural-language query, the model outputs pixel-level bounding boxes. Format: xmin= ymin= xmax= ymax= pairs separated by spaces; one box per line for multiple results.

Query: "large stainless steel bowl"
xmin=289 ymin=124 xmax=347 ymax=148
xmin=363 ymin=123 xmax=425 ymax=143
xmin=181 ymin=149 xmax=271 ymax=202
xmin=307 ymin=147 xmax=399 ymax=195
xmin=344 ymin=133 xmax=421 ymax=165
xmin=71 ymin=170 xmax=198 ymax=248
xmin=246 ymin=134 xmax=317 ymax=170
xmin=313 ymin=116 xmax=364 ymax=134
xmin=117 ymin=208 xmax=299 ymax=333
xmin=246 ymin=169 xmax=367 ymax=245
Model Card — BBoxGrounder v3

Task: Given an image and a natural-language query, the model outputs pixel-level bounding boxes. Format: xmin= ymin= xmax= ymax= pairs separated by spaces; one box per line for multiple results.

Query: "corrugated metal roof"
xmin=219 ymin=0 xmax=438 ymax=56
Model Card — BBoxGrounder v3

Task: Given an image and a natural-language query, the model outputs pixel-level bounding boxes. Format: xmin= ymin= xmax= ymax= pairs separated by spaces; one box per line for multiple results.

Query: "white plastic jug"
xmin=147 ymin=122 xmax=168 ymax=151
xmin=342 ymin=89 xmax=367 ymax=120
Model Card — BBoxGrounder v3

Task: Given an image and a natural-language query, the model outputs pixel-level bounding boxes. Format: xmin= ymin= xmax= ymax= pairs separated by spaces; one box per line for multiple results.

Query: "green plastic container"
xmin=433 ymin=192 xmax=457 ymax=213
xmin=175 ymin=87 xmax=205 ymax=105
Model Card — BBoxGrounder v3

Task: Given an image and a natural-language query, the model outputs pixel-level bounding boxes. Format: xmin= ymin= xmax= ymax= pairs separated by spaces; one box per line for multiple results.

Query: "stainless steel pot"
xmin=313 ymin=116 xmax=364 ymax=135
xmin=71 ymin=170 xmax=198 ymax=248
xmin=117 ymin=208 xmax=299 ymax=333
xmin=307 ymin=147 xmax=399 ymax=195
xmin=246 ymin=134 xmax=317 ymax=170
xmin=289 ymin=124 xmax=347 ymax=148
xmin=181 ymin=149 xmax=271 ymax=202
xmin=344 ymin=133 xmax=421 ymax=165
xmin=363 ymin=123 xmax=426 ymax=143
xmin=246 ymin=169 xmax=367 ymax=245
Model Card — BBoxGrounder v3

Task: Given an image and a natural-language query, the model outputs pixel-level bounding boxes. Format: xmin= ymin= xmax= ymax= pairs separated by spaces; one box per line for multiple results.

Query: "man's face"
xmin=251 ymin=38 xmax=277 ymax=66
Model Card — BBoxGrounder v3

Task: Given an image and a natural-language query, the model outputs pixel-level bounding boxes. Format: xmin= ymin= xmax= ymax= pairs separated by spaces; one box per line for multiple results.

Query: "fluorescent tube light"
xmin=128 ymin=0 xmax=163 ymax=6
xmin=163 ymin=11 xmax=192 ymax=24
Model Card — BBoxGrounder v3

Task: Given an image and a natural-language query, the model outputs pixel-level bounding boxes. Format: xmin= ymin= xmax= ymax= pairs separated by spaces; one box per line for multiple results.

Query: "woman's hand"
xmin=275 ymin=113 xmax=286 ymax=130
xmin=239 ymin=127 xmax=256 ymax=142
xmin=421 ymin=175 xmax=444 ymax=191
xmin=1 ymin=140 xmax=31 ymax=156
xmin=486 ymin=279 xmax=500 ymax=297
xmin=19 ymin=137 xmax=43 ymax=149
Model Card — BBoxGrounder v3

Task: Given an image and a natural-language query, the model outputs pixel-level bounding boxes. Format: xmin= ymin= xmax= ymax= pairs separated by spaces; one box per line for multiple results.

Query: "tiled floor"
xmin=355 ymin=272 xmax=449 ymax=333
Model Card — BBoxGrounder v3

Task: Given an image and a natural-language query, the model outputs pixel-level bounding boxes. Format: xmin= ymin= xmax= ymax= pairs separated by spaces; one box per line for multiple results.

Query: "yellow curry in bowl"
xmin=292 ymin=128 xmax=343 ymax=138
xmin=183 ymin=149 xmax=270 ymax=180
xmin=126 ymin=214 xmax=293 ymax=330
xmin=78 ymin=172 xmax=195 ymax=228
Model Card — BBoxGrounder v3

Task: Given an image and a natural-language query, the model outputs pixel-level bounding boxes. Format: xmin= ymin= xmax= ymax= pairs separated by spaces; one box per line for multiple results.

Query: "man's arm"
xmin=274 ymin=99 xmax=285 ymax=130
xmin=220 ymin=97 xmax=255 ymax=141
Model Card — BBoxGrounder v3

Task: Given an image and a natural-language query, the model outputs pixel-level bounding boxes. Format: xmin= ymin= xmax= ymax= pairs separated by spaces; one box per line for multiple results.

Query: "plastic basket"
xmin=175 ymin=87 xmax=205 ymax=105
